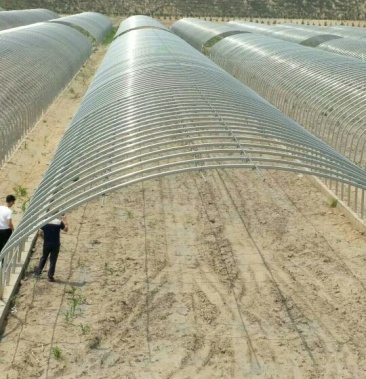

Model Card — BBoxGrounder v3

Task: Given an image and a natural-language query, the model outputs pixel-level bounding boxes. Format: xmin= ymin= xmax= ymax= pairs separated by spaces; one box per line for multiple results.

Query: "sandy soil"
xmin=1 ymin=18 xmax=366 ymax=379
xmin=1 ymin=165 xmax=366 ymax=378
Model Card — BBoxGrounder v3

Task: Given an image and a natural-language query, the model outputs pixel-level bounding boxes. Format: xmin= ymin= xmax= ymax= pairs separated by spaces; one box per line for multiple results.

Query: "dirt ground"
xmin=1 ymin=167 xmax=366 ymax=379
xmin=1 ymin=18 xmax=366 ymax=379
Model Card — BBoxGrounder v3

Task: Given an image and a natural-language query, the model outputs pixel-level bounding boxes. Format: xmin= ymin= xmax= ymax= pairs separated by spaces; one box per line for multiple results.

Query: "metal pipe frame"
xmin=0 ymin=21 xmax=94 ymax=166
xmin=0 ymin=9 xmax=59 ymax=31
xmin=180 ymin=28 xmax=366 ymax=170
xmin=1 ymin=17 xmax=366 ymax=299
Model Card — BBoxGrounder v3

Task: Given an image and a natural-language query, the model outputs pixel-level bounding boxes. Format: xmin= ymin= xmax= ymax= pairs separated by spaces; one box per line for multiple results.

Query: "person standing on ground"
xmin=36 ymin=214 xmax=69 ymax=282
xmin=0 ymin=195 xmax=16 ymax=252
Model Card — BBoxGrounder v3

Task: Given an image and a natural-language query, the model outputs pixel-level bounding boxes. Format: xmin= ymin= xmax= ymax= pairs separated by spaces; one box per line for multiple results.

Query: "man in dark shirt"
xmin=35 ymin=215 xmax=69 ymax=282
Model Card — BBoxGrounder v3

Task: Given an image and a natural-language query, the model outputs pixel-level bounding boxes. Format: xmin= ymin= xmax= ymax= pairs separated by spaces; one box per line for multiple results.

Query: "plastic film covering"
xmin=316 ymin=38 xmax=366 ymax=60
xmin=2 ymin=22 xmax=366 ymax=299
xmin=228 ymin=21 xmax=318 ymax=43
xmin=0 ymin=22 xmax=92 ymax=165
xmin=327 ymin=26 xmax=366 ymax=40
xmin=0 ymin=8 xmax=59 ymax=31
xmin=272 ymin=24 xmax=366 ymax=60
xmin=227 ymin=20 xmax=276 ymax=35
xmin=50 ymin=12 xmax=112 ymax=44
xmin=172 ymin=18 xmax=248 ymax=51
xmin=300 ymin=34 xmax=343 ymax=47
xmin=228 ymin=21 xmax=366 ymax=61
xmin=115 ymin=15 xmax=169 ymax=38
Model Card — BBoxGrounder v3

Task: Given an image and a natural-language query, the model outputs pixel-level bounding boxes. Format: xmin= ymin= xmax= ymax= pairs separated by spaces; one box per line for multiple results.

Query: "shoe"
xmin=48 ymin=277 xmax=55 ymax=282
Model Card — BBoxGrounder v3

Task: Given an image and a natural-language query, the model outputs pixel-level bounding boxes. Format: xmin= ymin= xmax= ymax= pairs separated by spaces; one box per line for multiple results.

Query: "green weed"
xmin=103 ymin=27 xmax=117 ymax=45
xmin=52 ymin=346 xmax=62 ymax=360
xmin=64 ymin=310 xmax=71 ymax=323
xmin=66 ymin=285 xmax=77 ymax=298
xmin=329 ymin=198 xmax=338 ymax=208
xmin=103 ymin=262 xmax=114 ymax=274
xmin=13 ymin=184 xmax=30 ymax=212
xmin=79 ymin=323 xmax=91 ymax=335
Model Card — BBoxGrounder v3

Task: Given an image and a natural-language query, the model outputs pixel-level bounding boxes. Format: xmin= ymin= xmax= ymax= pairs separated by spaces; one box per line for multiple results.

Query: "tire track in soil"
xmin=192 ymin=174 xmax=263 ymax=377
xmin=216 ymin=168 xmax=366 ymax=376
xmin=142 ymin=173 xmax=252 ymax=378
xmin=262 ymin=172 xmax=366 ymax=370
xmin=148 ymin=175 xmax=223 ymax=377
xmin=208 ymin=169 xmax=321 ymax=372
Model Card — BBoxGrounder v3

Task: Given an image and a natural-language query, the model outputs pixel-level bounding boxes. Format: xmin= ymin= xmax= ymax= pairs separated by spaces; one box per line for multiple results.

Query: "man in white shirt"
xmin=0 ymin=194 xmax=16 ymax=252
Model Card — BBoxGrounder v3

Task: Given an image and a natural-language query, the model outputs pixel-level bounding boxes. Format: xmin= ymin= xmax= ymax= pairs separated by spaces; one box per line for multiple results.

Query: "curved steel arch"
xmin=0 ymin=9 xmax=59 ymax=31
xmin=175 ymin=28 xmax=366 ymax=170
xmin=170 ymin=19 xmax=366 ymax=215
xmin=50 ymin=12 xmax=113 ymax=44
xmin=2 ymin=25 xmax=366 ymax=299
xmin=0 ymin=22 xmax=93 ymax=165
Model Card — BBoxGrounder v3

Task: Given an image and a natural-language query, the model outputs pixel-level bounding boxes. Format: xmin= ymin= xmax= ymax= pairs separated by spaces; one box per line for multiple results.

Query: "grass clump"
xmin=103 ymin=27 xmax=117 ymax=45
xmin=79 ymin=323 xmax=91 ymax=335
xmin=13 ymin=184 xmax=30 ymax=212
xmin=329 ymin=198 xmax=338 ymax=208
xmin=52 ymin=346 xmax=62 ymax=360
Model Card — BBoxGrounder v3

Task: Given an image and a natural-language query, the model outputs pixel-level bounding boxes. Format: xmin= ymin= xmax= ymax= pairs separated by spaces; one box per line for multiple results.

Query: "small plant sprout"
xmin=126 ymin=210 xmax=133 ymax=219
xmin=52 ymin=346 xmax=62 ymax=360
xmin=64 ymin=310 xmax=71 ymax=323
xmin=79 ymin=323 xmax=91 ymax=335
xmin=71 ymin=294 xmax=85 ymax=314
xmin=104 ymin=262 xmax=114 ymax=274
xmin=10 ymin=294 xmax=19 ymax=308
xmin=66 ymin=285 xmax=77 ymax=298
xmin=70 ymin=298 xmax=79 ymax=317
xmin=13 ymin=184 xmax=30 ymax=212
xmin=330 ymin=198 xmax=338 ymax=208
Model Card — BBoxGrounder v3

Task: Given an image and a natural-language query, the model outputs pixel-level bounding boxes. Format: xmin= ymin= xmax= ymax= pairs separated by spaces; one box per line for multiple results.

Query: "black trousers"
xmin=0 ymin=228 xmax=12 ymax=252
xmin=36 ymin=244 xmax=60 ymax=278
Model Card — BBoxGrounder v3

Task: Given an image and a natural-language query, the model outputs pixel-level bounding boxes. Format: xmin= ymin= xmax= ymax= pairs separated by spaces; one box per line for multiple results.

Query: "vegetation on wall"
xmin=1 ymin=0 xmax=365 ymax=20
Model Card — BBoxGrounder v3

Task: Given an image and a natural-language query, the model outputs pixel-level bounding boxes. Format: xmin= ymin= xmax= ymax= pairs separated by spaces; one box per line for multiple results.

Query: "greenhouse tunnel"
xmin=2 ymin=16 xmax=366 ymax=300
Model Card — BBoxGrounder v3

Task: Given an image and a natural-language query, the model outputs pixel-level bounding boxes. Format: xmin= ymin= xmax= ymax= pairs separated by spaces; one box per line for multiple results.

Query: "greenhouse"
xmin=171 ymin=18 xmax=247 ymax=51
xmin=172 ymin=19 xmax=366 ymax=171
xmin=0 ymin=8 xmax=59 ymax=31
xmin=0 ymin=22 xmax=93 ymax=165
xmin=2 ymin=17 xmax=366 ymax=299
xmin=50 ymin=11 xmax=113 ymax=44
xmin=114 ymin=14 xmax=170 ymax=38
